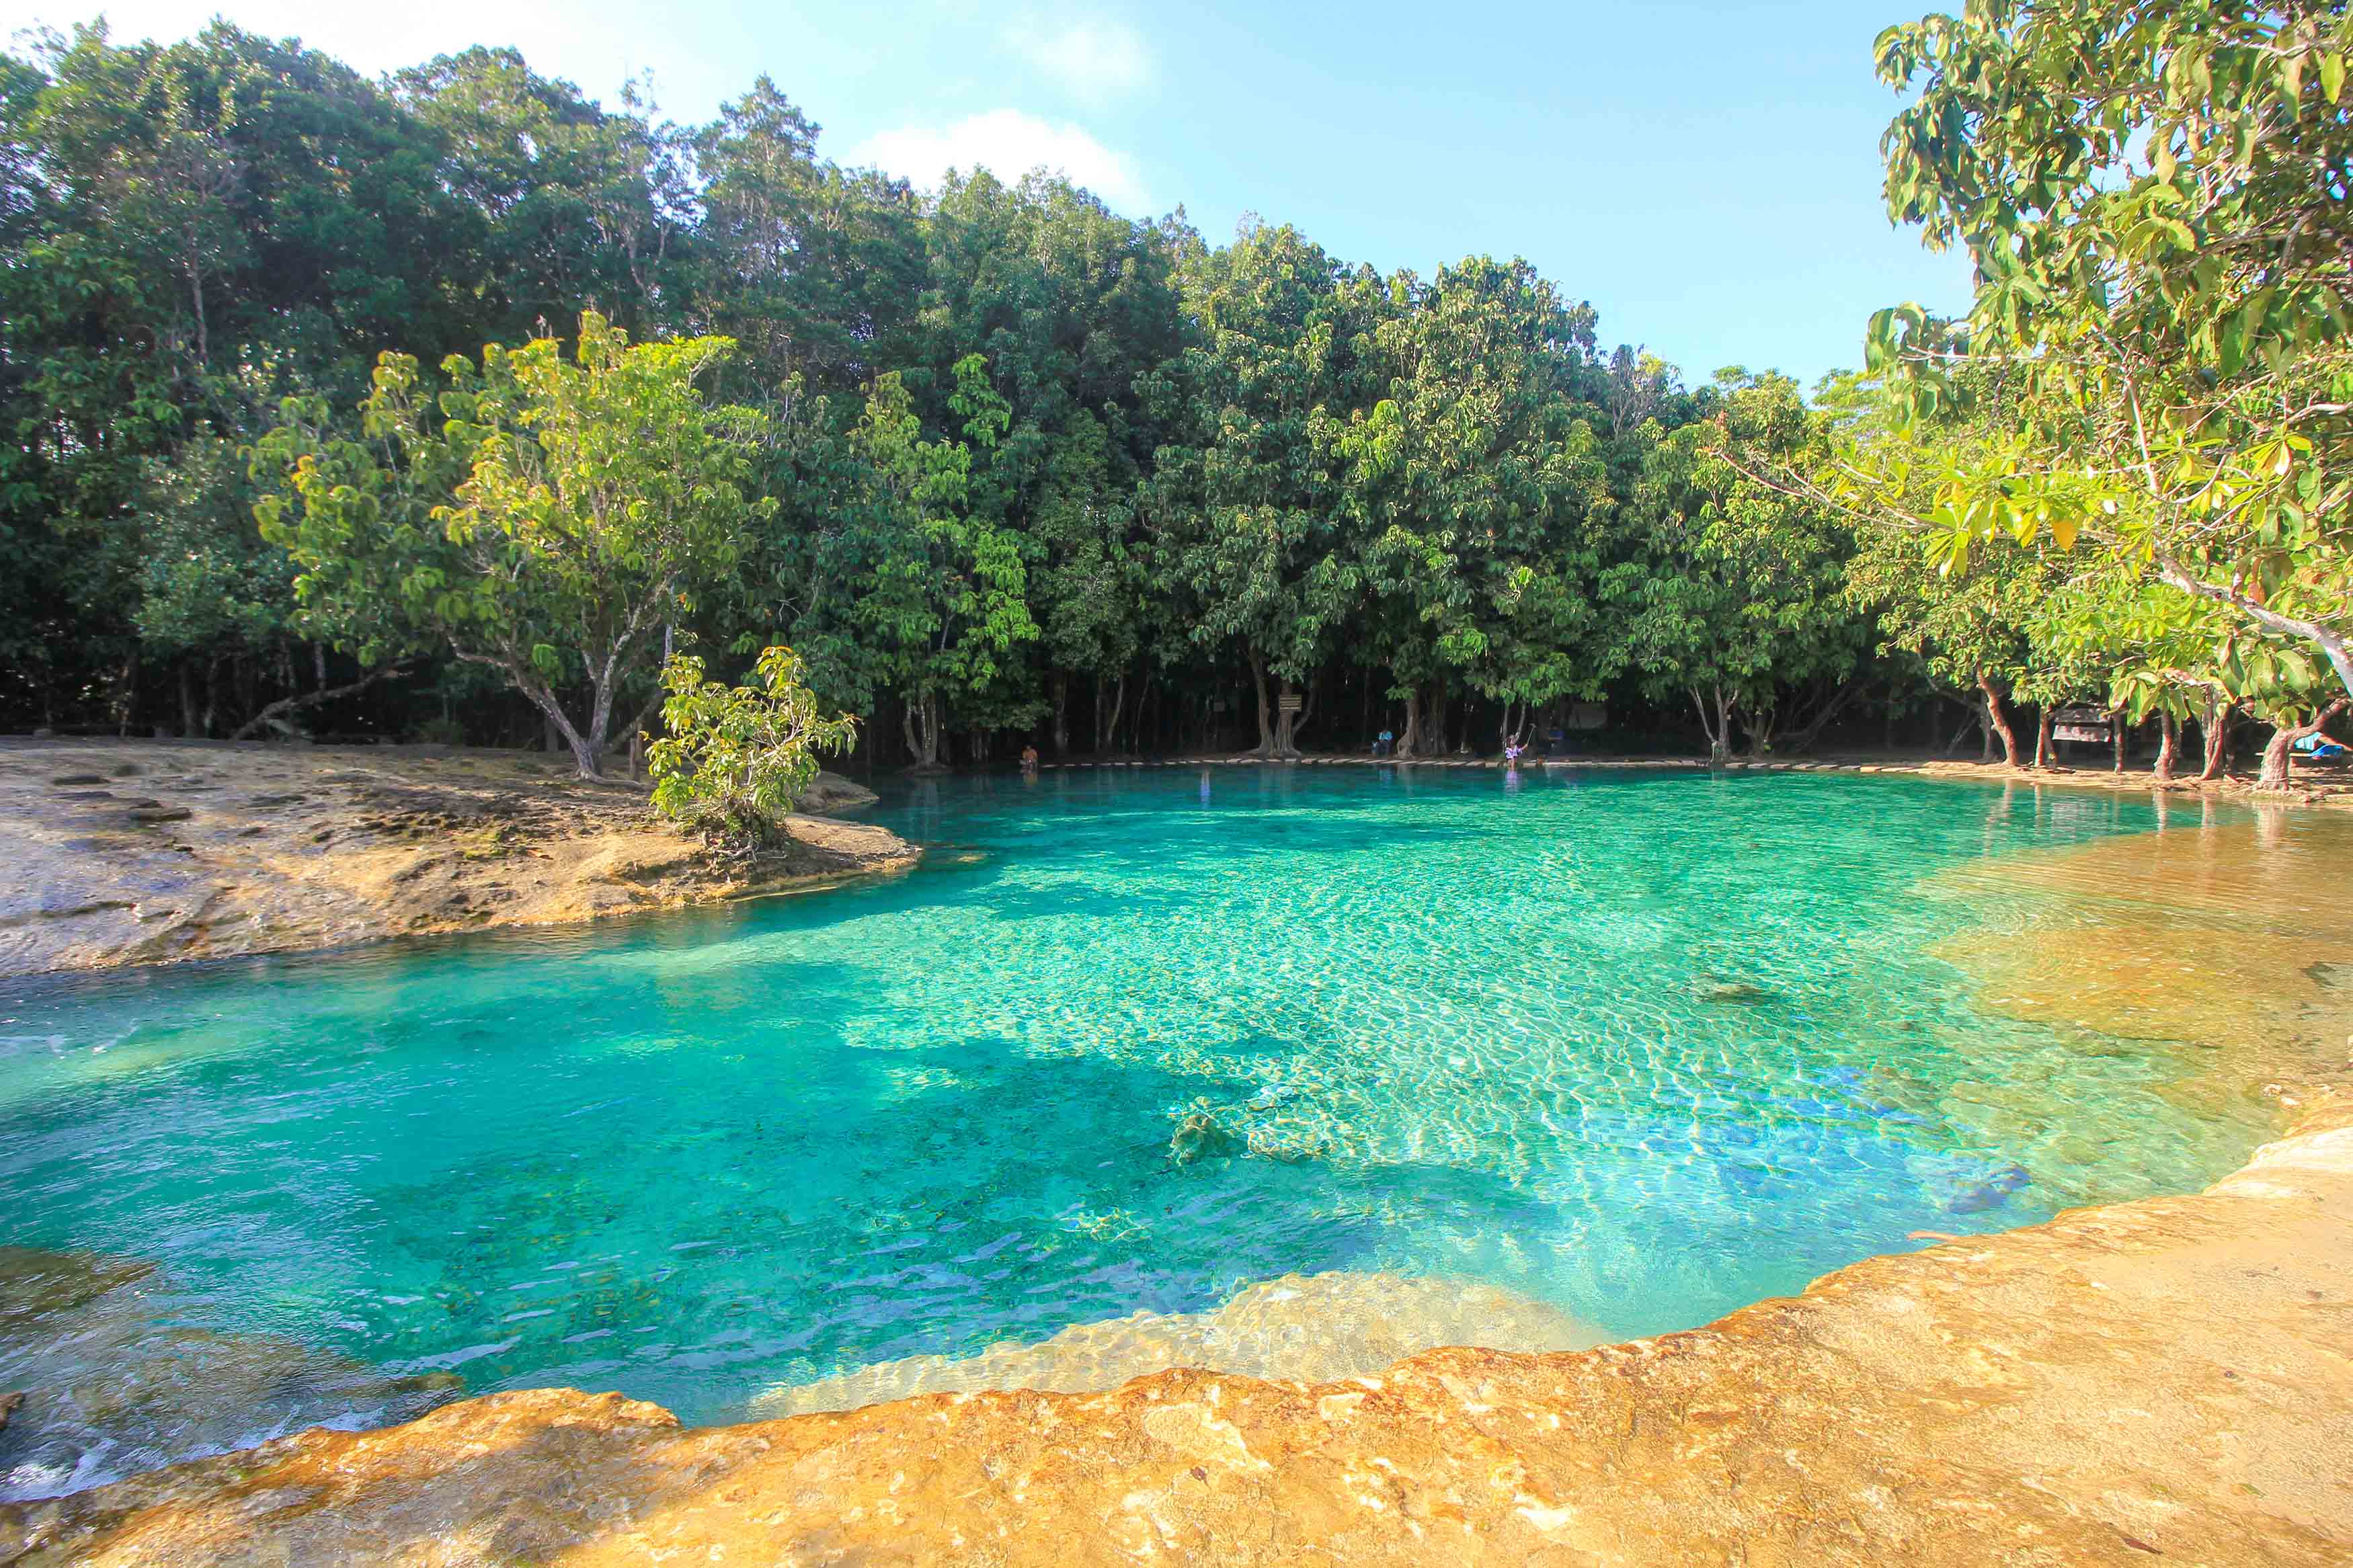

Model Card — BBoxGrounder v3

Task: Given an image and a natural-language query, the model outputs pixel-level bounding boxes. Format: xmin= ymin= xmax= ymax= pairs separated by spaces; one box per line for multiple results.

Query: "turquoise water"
xmin=0 ymin=766 xmax=2269 ymax=1491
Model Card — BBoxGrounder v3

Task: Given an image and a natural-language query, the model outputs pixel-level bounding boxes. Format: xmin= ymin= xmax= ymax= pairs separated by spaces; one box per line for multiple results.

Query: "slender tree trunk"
xmin=1107 ymin=672 xmax=1127 ymax=756
xmin=1691 ymin=685 xmax=1731 ymax=766
xmin=1942 ymin=697 xmax=1976 ymax=757
xmin=2110 ymin=706 xmax=2127 ymax=772
xmin=1428 ymin=681 xmax=1451 ymax=755
xmin=2200 ymin=699 xmax=2235 ymax=781
xmin=1783 ymin=679 xmax=1863 ymax=755
xmin=1051 ymin=671 xmax=1069 ymax=756
xmin=2033 ymin=706 xmax=2055 ymax=770
xmin=1977 ymin=672 xmax=2021 ymax=766
xmin=2155 ymin=710 xmax=2178 ymax=784
xmin=1398 ymin=685 xmax=1423 ymax=757
xmin=189 ymin=262 xmax=208 ymax=369
xmin=1247 ymin=651 xmax=1275 ymax=755
xmin=180 ymin=663 xmax=199 ymax=739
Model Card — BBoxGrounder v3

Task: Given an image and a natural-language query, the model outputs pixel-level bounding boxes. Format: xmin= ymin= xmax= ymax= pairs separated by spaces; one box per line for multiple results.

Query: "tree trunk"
xmin=1051 ymin=671 xmax=1069 ymax=756
xmin=2258 ymin=700 xmax=2349 ymax=790
xmin=1427 ymin=682 xmax=1451 ymax=755
xmin=2110 ymin=706 xmax=2127 ymax=773
xmin=1977 ymin=673 xmax=2020 ymax=766
xmin=902 ymin=690 xmax=944 ymax=772
xmin=1398 ymin=685 xmax=1423 ymax=758
xmin=2155 ymin=710 xmax=2178 ymax=784
xmin=180 ymin=662 xmax=200 ymax=739
xmin=1269 ymin=679 xmax=1307 ymax=757
xmin=1743 ymin=702 xmax=1778 ymax=759
xmin=1782 ymin=678 xmax=1864 ymax=755
xmin=1691 ymin=685 xmax=1732 ymax=766
xmin=1942 ymin=696 xmax=1977 ymax=757
xmin=2033 ymin=706 xmax=2055 ymax=770
xmin=1107 ymin=672 xmax=1127 ymax=756
xmin=1247 ymin=651 xmax=1276 ymax=756
xmin=2200 ymin=699 xmax=2235 ymax=781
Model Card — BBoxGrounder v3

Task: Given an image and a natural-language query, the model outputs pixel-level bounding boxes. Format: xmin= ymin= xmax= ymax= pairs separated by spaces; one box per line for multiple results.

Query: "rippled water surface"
xmin=0 ymin=766 xmax=2295 ymax=1495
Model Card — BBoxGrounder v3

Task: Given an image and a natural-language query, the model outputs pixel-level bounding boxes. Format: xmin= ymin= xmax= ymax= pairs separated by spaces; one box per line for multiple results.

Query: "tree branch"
xmin=2155 ymin=555 xmax=2353 ymax=702
xmin=228 ymin=660 xmax=417 ymax=741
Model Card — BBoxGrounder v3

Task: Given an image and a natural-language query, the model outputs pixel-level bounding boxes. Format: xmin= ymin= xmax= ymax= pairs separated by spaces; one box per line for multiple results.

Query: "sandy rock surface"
xmin=0 ymin=739 xmax=906 ymax=980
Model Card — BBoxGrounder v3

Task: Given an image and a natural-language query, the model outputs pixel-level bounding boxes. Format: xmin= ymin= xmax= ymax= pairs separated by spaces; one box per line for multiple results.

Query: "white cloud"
xmin=1006 ymin=13 xmax=1150 ymax=104
xmin=849 ymin=110 xmax=1150 ymax=212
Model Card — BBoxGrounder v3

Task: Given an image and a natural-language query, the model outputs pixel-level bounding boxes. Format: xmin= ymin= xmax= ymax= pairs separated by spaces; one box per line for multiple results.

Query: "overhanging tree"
xmin=1867 ymin=0 xmax=2353 ymax=700
xmin=257 ymin=311 xmax=770 ymax=776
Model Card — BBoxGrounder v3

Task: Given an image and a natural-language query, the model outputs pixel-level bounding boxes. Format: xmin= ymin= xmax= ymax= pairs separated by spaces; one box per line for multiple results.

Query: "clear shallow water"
xmin=0 ymin=766 xmax=2276 ymax=1492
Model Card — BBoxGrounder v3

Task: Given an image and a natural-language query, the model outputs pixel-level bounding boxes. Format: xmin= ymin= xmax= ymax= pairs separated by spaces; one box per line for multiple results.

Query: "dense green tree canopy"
xmin=4 ymin=9 xmax=2342 ymax=786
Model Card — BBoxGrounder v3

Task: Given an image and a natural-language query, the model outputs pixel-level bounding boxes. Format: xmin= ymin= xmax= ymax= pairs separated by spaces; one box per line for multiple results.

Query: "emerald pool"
xmin=0 ymin=766 xmax=2276 ymax=1497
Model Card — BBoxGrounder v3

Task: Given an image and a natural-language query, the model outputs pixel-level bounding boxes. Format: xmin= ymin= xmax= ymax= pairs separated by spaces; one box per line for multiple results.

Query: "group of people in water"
xmin=1369 ymin=726 xmax=1549 ymax=764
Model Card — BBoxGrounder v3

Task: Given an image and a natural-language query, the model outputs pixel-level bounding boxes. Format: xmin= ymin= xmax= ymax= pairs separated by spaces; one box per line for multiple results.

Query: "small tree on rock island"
xmin=647 ymin=647 xmax=856 ymax=854
xmin=257 ymin=312 xmax=771 ymax=777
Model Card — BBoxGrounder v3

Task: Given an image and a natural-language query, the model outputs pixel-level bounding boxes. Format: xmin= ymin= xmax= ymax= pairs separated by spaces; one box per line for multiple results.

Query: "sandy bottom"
xmin=1929 ymin=799 xmax=2353 ymax=1113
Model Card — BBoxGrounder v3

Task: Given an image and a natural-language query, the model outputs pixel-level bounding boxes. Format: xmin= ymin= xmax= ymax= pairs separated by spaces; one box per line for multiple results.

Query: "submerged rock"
xmin=1168 ymin=1110 xmax=1246 ymax=1165
xmin=0 ymin=1246 xmax=462 ymax=1504
xmin=1698 ymin=978 xmax=1779 ymax=1003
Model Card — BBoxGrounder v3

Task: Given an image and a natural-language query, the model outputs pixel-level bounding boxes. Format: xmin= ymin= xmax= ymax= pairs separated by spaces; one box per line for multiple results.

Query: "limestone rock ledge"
xmin=5 ymin=1100 xmax=2349 ymax=1566
xmin=0 ymin=739 xmax=909 ymax=981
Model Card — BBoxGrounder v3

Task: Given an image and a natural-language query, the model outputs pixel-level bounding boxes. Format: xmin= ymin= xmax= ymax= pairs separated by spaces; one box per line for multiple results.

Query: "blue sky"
xmin=3 ymin=1 xmax=1972 ymax=386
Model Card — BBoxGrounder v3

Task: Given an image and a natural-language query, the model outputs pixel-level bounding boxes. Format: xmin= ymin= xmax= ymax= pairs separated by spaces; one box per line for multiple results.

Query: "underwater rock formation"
xmin=0 ymin=1248 xmax=461 ymax=1505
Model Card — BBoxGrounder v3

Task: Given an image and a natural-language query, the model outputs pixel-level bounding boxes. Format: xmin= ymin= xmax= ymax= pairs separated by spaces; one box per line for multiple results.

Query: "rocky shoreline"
xmin=0 ymin=739 xmax=916 ymax=982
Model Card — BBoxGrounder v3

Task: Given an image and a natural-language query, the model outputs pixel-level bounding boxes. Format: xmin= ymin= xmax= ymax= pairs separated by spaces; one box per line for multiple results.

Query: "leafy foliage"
xmin=257 ymin=312 xmax=770 ymax=774
xmin=647 ymin=647 xmax=856 ymax=850
xmin=1862 ymin=0 xmax=2353 ymax=708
